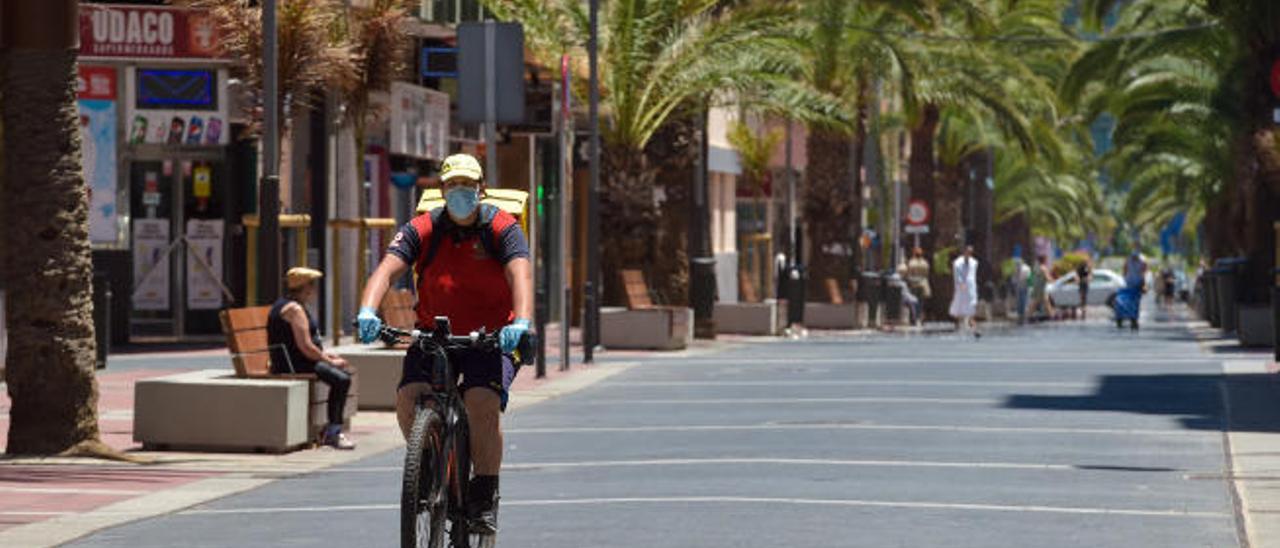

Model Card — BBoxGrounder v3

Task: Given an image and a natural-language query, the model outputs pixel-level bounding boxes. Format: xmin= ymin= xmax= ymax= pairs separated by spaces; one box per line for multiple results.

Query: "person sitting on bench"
xmin=268 ymin=267 xmax=355 ymax=449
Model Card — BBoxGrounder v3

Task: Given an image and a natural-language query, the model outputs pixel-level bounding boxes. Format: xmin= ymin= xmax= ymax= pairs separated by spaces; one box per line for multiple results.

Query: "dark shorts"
xmin=399 ymin=344 xmax=520 ymax=410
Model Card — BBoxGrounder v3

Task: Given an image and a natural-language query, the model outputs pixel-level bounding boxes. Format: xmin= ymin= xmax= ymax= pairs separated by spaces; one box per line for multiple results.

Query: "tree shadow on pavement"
xmin=1003 ymin=373 xmax=1280 ymax=433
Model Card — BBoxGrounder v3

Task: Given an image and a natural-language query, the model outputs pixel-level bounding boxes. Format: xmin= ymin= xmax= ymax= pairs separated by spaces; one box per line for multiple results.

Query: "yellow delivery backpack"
xmin=417 ymin=188 xmax=530 ymax=234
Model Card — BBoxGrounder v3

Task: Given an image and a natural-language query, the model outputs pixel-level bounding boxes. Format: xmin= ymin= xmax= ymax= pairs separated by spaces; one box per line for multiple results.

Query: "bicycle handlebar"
xmin=376 ymin=325 xmax=501 ymax=352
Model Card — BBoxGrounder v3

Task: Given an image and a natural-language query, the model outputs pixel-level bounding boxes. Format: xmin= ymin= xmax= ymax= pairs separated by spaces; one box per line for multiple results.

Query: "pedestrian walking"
xmin=1012 ymin=257 xmax=1031 ymax=325
xmin=1027 ymin=255 xmax=1055 ymax=322
xmin=1075 ymin=257 xmax=1093 ymax=320
xmin=1114 ymin=250 xmax=1148 ymax=330
xmin=905 ymin=246 xmax=931 ymax=322
xmin=950 ymin=245 xmax=980 ymax=337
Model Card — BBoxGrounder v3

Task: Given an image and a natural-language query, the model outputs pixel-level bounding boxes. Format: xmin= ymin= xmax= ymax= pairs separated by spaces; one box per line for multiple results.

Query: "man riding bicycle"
xmin=356 ymin=153 xmax=532 ymax=535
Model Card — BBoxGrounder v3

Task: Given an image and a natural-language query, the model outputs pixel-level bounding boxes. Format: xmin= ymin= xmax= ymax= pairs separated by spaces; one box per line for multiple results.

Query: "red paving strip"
xmin=0 ymin=465 xmax=215 ymax=533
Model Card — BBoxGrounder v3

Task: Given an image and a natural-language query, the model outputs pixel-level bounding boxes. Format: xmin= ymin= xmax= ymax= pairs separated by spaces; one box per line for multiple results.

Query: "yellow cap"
xmin=439 ymin=153 xmax=483 ymax=182
xmin=286 ymin=267 xmax=323 ymax=290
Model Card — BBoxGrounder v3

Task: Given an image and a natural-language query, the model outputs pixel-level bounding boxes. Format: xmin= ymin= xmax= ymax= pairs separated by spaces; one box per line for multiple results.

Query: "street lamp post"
xmin=258 ymin=0 xmax=282 ymax=304
xmin=583 ymin=0 xmax=601 ymax=362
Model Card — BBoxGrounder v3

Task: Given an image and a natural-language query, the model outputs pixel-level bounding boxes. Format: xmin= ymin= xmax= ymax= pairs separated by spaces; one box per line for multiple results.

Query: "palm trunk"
xmin=907 ymin=104 xmax=940 ymax=316
xmin=804 ymin=127 xmax=854 ymax=301
xmin=600 ymin=143 xmax=660 ymax=306
xmin=647 ymin=116 xmax=700 ymax=307
xmin=849 ymin=78 xmax=870 ymax=291
xmin=1237 ymin=42 xmax=1280 ymax=298
xmin=1 ymin=43 xmax=102 ymax=454
xmin=931 ymin=162 xmax=965 ymax=318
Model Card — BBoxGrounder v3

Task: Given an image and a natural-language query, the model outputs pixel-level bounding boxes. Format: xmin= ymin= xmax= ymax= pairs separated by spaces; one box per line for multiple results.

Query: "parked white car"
xmin=1047 ymin=268 xmax=1125 ymax=308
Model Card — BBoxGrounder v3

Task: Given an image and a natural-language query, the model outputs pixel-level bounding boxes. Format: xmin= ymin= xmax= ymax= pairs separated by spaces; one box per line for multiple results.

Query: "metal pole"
xmin=584 ymin=0 xmax=601 ymax=362
xmin=559 ymin=54 xmax=572 ymax=373
xmin=484 ymin=20 xmax=499 ymax=187
xmin=258 ymin=0 xmax=282 ymax=304
xmin=690 ymin=107 xmax=716 ymax=338
xmin=785 ymin=120 xmax=795 ymax=264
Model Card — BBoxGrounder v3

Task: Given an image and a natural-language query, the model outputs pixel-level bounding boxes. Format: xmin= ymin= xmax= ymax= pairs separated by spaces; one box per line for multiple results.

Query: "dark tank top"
xmin=266 ymin=297 xmax=322 ymax=374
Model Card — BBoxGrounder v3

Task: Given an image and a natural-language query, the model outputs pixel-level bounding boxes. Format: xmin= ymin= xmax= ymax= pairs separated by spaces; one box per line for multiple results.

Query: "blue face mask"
xmin=445 ymin=186 xmax=480 ymax=219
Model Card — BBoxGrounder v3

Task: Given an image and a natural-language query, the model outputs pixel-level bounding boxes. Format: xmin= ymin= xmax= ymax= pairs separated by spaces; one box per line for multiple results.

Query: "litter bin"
xmin=92 ymin=274 xmax=111 ymax=369
xmin=1204 ymin=269 xmax=1221 ymax=327
xmin=859 ymin=271 xmax=882 ymax=328
xmin=882 ymin=272 xmax=905 ymax=325
xmin=785 ymin=264 xmax=806 ymax=327
xmin=1214 ymin=258 xmax=1248 ymax=334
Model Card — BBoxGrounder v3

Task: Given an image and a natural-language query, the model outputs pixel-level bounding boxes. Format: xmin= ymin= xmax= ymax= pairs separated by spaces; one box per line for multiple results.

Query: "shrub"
xmin=1052 ymin=252 xmax=1089 ymax=278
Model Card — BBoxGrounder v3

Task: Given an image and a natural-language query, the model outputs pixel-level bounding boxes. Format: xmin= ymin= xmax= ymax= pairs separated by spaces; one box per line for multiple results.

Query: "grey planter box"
xmin=1237 ymin=304 xmax=1275 ymax=348
xmin=135 ymin=369 xmax=311 ymax=453
xmin=714 ymin=301 xmax=781 ymax=336
xmin=805 ymin=303 xmax=858 ymax=330
xmin=601 ymin=306 xmax=693 ymax=350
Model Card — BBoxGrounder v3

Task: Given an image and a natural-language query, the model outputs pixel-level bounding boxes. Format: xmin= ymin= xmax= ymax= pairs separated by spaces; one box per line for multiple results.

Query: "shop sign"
xmin=80 ymin=4 xmax=221 ymax=60
xmin=78 ymin=65 xmax=121 ymax=246
xmin=185 ymin=219 xmax=224 ymax=310
xmin=390 ymin=82 xmax=450 ymax=160
xmin=132 ymin=219 xmax=171 ymax=311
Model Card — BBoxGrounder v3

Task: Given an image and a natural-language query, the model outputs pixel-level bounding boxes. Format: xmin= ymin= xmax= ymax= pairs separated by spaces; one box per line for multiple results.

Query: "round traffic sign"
xmin=906 ymin=199 xmax=930 ymax=225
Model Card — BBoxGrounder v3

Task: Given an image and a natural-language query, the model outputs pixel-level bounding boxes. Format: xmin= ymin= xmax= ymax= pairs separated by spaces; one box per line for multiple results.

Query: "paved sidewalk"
xmin=0 ymin=337 xmax=664 ymax=548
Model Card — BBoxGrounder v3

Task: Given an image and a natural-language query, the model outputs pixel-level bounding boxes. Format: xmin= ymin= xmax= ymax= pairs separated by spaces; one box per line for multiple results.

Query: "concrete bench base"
xmin=805 ymin=303 xmax=857 ymax=330
xmin=135 ymin=369 xmax=357 ymax=453
xmin=1237 ymin=304 xmax=1275 ymax=348
xmin=135 ymin=370 xmax=310 ymax=453
xmin=601 ymin=306 xmax=693 ymax=350
xmin=714 ymin=301 xmax=781 ymax=336
xmin=333 ymin=344 xmax=403 ymax=410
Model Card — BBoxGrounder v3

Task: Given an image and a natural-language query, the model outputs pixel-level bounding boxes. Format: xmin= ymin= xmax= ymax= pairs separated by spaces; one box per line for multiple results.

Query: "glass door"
xmin=128 ymin=160 xmax=179 ymax=339
xmin=180 ymin=159 xmax=228 ymax=336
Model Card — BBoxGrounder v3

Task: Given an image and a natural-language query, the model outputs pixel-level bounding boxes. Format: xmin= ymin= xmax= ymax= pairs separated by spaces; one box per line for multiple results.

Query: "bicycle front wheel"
xmin=403 ymin=406 xmax=447 ymax=548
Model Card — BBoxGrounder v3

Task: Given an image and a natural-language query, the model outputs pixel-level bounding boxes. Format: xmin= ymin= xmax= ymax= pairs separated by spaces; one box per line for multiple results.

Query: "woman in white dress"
xmin=950 ymin=245 xmax=980 ymax=337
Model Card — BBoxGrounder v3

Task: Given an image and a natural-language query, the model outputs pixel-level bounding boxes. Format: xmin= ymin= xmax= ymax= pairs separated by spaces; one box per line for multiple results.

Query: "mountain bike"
xmin=376 ymin=318 xmax=533 ymax=548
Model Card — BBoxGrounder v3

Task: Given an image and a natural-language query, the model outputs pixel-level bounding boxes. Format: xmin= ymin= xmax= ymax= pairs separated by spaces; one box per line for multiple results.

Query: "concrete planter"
xmin=334 ymin=344 xmax=403 ymax=410
xmin=714 ymin=301 xmax=781 ymax=336
xmin=805 ymin=303 xmax=858 ymax=330
xmin=1237 ymin=304 xmax=1275 ymax=348
xmin=601 ymin=306 xmax=693 ymax=350
xmin=135 ymin=370 xmax=311 ymax=453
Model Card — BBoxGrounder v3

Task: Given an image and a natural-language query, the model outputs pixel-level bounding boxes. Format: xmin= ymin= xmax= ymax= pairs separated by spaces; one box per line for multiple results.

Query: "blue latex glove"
xmin=499 ymin=318 xmax=531 ymax=354
xmin=357 ymin=306 xmax=382 ymax=343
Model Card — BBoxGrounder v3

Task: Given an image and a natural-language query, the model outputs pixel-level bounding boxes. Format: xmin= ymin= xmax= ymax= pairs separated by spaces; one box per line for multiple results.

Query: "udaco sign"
xmin=80 ymin=4 xmax=222 ymax=60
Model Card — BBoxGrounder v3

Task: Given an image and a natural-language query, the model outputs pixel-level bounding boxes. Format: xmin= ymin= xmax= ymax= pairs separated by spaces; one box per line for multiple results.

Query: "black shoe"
xmin=468 ymin=505 xmax=498 ymax=535
xmin=466 ymin=475 xmax=499 ymax=534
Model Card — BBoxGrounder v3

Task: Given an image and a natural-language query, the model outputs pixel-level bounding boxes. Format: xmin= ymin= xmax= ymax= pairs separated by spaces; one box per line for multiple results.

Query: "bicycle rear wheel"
xmin=403 ymin=407 xmax=447 ymax=548
xmin=448 ymin=412 xmax=496 ymax=548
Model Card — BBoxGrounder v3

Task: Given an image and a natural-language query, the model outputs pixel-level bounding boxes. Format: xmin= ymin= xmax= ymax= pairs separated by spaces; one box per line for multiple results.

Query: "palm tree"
xmin=483 ymin=0 xmax=846 ymax=305
xmin=334 ymin=0 xmax=416 ymax=218
xmin=1076 ymin=0 xmax=1280 ymax=290
xmin=1 ymin=0 xmax=105 ymax=455
xmin=793 ymin=0 xmax=929 ymax=301
xmin=194 ymin=0 xmax=354 ymax=171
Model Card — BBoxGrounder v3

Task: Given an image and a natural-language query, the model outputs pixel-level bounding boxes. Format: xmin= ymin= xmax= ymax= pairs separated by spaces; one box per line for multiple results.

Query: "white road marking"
xmin=601 ymin=380 xmax=1092 ymax=388
xmin=0 ymin=486 xmax=148 ymax=496
xmin=320 ymin=457 xmax=1081 ymax=473
xmin=177 ymin=497 xmax=1226 ymax=519
xmin=0 ymin=511 xmax=72 ymax=517
xmin=629 ymin=357 xmax=1216 ymax=365
xmin=567 ymin=396 xmax=997 ymax=405
xmin=501 ymin=457 xmax=1076 ymax=471
xmin=506 ymin=423 xmax=1207 ymax=437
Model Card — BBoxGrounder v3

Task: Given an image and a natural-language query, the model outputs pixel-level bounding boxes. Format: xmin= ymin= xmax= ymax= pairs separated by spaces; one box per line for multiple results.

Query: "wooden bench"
xmin=219 ymin=306 xmax=358 ymax=440
xmin=600 ymin=270 xmax=692 ymax=349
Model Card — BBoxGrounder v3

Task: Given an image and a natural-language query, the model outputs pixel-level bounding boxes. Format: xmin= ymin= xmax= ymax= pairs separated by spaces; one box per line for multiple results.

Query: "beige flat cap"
xmin=286 ymin=267 xmax=323 ymax=289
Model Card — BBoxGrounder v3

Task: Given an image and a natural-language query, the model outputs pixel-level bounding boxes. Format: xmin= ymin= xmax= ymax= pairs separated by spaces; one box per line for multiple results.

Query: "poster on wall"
xmin=390 ymin=82 xmax=449 ymax=160
xmin=132 ymin=219 xmax=171 ymax=311
xmin=78 ymin=65 xmax=120 ymax=245
xmin=185 ymin=219 xmax=224 ymax=310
